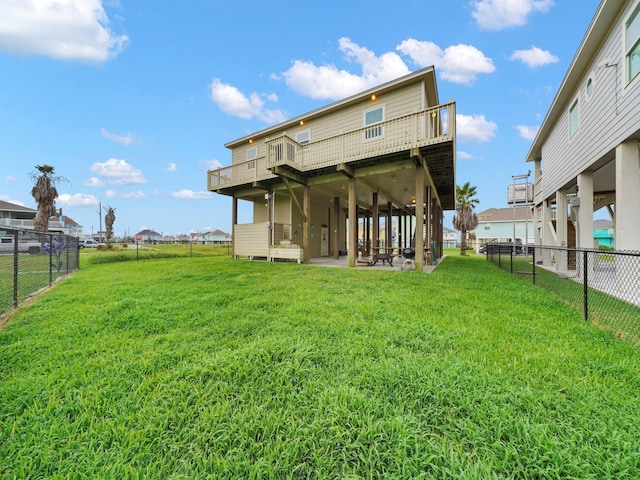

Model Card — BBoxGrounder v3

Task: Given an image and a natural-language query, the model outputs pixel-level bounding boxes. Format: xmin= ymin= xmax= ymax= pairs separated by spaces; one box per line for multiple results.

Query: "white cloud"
xmin=170 ymin=189 xmax=214 ymax=200
xmin=83 ymin=177 xmax=106 ymax=187
xmin=57 ymin=193 xmax=99 ymax=207
xmin=457 ymin=151 xmax=475 ymax=160
xmin=516 ymin=125 xmax=539 ymax=140
xmin=0 ymin=195 xmax=24 ymax=206
xmin=282 ymin=37 xmax=410 ymax=100
xmin=0 ymin=0 xmax=128 ymax=62
xmin=510 ymin=46 xmax=558 ymax=68
xmin=200 ymin=159 xmax=223 ymax=172
xmin=397 ymin=40 xmax=494 ymax=85
xmin=105 ymin=190 xmax=145 ymax=199
xmin=209 ymin=79 xmax=288 ymax=124
xmin=456 ymin=113 xmax=498 ymax=143
xmin=4 ymin=176 xmax=18 ymax=183
xmin=165 ymin=162 xmax=177 ymax=172
xmin=91 ymin=158 xmax=146 ymax=185
xmin=101 ymin=128 xmax=136 ymax=145
xmin=471 ymin=0 xmax=554 ymax=31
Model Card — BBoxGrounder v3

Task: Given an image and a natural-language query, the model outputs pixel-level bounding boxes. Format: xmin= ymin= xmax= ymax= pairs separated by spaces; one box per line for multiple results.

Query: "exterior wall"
xmin=541 ymin=1 xmax=640 ymax=200
xmin=477 ymin=220 xmax=534 ymax=244
xmin=229 ymin=82 xmax=425 ymax=167
xmin=234 ymin=223 xmax=269 ymax=258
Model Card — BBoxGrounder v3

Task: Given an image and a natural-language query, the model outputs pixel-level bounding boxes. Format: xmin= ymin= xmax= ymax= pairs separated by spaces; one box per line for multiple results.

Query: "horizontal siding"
xmin=234 ymin=223 xmax=269 ymax=257
xmin=542 ymin=1 xmax=640 ymax=199
xmin=229 ymin=83 xmax=424 ymax=167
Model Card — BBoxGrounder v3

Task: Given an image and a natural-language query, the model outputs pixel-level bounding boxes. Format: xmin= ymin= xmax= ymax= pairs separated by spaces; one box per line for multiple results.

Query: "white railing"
xmin=0 ymin=218 xmax=82 ymax=235
xmin=209 ymin=102 xmax=455 ymax=190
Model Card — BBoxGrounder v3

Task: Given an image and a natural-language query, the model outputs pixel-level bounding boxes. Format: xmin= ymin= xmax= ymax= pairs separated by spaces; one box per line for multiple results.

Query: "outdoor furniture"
xmin=401 ymin=248 xmax=415 ymax=270
xmin=372 ymin=252 xmax=393 ymax=266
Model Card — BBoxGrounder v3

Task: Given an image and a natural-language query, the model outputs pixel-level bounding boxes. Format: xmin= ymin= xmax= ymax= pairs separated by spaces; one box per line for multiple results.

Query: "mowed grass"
xmin=1 ymin=254 xmax=640 ymax=478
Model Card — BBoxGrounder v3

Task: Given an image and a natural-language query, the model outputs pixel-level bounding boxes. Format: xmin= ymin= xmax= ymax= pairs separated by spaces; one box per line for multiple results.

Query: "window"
xmin=247 ymin=147 xmax=256 ymax=169
xmin=626 ymin=3 xmax=640 ymax=83
xmin=363 ymin=105 xmax=385 ymax=140
xmin=569 ymin=99 xmax=579 ymax=137
xmin=296 ymin=130 xmax=310 ymax=145
xmin=586 ymin=75 xmax=594 ymax=99
xmin=484 ymin=225 xmax=490 ymax=230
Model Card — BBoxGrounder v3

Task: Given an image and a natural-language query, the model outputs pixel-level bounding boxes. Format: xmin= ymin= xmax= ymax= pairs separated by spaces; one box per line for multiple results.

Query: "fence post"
xmin=532 ymin=247 xmax=536 ymax=285
xmin=13 ymin=229 xmax=18 ymax=308
xmin=583 ymin=250 xmax=588 ymax=322
xmin=49 ymin=233 xmax=53 ymax=286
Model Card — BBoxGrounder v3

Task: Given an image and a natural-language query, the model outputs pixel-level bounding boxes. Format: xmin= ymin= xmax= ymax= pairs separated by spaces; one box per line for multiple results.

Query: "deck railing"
xmin=208 ymin=102 xmax=455 ymax=190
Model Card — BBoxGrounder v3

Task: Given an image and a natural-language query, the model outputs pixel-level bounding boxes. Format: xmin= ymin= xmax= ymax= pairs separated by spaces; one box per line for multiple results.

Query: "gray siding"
xmin=542 ymin=1 xmax=640 ymax=199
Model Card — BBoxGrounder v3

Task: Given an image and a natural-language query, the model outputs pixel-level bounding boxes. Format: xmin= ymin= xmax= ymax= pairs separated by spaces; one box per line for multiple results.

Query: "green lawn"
xmin=1 ymin=253 xmax=639 ymax=478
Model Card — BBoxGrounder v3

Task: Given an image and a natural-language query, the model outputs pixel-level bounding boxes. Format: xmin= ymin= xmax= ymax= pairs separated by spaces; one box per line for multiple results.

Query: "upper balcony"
xmin=208 ymin=102 xmax=455 ymax=195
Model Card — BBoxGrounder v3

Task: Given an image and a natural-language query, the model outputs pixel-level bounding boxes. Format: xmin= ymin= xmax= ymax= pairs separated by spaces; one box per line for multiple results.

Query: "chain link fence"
xmin=485 ymin=243 xmax=640 ymax=345
xmin=1 ymin=227 xmax=80 ymax=317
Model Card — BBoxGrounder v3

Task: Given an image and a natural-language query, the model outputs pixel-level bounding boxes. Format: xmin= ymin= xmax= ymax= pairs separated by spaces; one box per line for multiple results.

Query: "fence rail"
xmin=486 ymin=243 xmax=640 ymax=346
xmin=1 ymin=227 xmax=80 ymax=317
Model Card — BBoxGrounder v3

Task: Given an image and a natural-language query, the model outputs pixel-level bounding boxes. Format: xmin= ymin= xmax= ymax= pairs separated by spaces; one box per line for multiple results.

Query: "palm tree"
xmin=452 ymin=181 xmax=479 ymax=256
xmin=105 ymin=206 xmax=116 ymax=246
xmin=29 ymin=165 xmax=67 ymax=232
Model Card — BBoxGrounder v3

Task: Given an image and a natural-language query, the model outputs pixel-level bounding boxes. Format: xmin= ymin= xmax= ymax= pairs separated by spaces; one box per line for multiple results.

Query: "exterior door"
xmin=321 ymin=226 xmax=329 ymax=256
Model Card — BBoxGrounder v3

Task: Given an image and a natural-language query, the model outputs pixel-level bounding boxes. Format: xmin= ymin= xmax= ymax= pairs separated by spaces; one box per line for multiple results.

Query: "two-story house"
xmin=207 ymin=67 xmax=456 ymax=271
xmin=0 ymin=200 xmax=83 ymax=236
xmin=526 ymin=0 xmax=640 ymax=257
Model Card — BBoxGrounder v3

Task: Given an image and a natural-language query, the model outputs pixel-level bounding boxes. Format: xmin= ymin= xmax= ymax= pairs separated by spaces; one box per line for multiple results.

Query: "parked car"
xmin=0 ymin=237 xmax=41 ymax=254
xmin=79 ymin=239 xmax=106 ymax=249
xmin=481 ymin=241 xmax=523 ymax=255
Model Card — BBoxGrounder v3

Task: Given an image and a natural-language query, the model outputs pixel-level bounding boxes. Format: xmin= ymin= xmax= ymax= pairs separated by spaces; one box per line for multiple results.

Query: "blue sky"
xmin=0 ymin=0 xmax=601 ymax=237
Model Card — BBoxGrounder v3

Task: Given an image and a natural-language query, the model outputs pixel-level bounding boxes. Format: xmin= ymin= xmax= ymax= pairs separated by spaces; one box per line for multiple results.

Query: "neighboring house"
xmin=203 ymin=229 xmax=232 ymax=244
xmin=593 ymin=219 xmax=614 ymax=247
xmin=526 ymin=1 xmax=640 ymax=255
xmin=208 ymin=67 xmax=456 ymax=271
xmin=135 ymin=229 xmax=163 ymax=243
xmin=474 ymin=207 xmax=534 ymax=252
xmin=443 ymin=227 xmax=457 ymax=248
xmin=0 ymin=200 xmax=83 ymax=235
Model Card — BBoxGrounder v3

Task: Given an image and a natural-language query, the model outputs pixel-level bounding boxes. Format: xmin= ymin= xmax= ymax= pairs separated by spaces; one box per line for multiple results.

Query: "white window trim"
xmin=296 ymin=129 xmax=311 ymax=145
xmin=585 ymin=72 xmax=595 ymax=101
xmin=362 ymin=104 xmax=386 ymax=141
xmin=624 ymin=0 xmax=640 ymax=86
xmin=568 ymin=97 xmax=580 ymax=139
xmin=246 ymin=147 xmax=257 ymax=169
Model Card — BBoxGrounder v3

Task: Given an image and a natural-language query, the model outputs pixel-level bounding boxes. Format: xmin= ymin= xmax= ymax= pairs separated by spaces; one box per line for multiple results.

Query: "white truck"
xmin=0 ymin=236 xmax=42 ymax=254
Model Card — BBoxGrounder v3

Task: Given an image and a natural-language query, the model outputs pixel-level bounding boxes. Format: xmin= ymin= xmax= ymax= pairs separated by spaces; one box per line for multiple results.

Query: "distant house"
xmin=203 ymin=229 xmax=232 ymax=244
xmin=443 ymin=227 xmax=457 ymax=248
xmin=474 ymin=207 xmax=534 ymax=251
xmin=526 ymin=0 xmax=640 ymax=253
xmin=135 ymin=229 xmax=163 ymax=243
xmin=0 ymin=200 xmax=83 ymax=235
xmin=593 ymin=219 xmax=614 ymax=247
xmin=207 ymin=67 xmax=456 ymax=271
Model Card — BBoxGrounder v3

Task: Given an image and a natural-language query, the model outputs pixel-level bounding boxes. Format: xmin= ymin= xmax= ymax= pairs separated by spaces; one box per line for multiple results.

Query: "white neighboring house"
xmin=443 ymin=227 xmax=457 ymax=248
xmin=526 ymin=0 xmax=640 ymax=254
xmin=0 ymin=200 xmax=83 ymax=235
xmin=135 ymin=229 xmax=163 ymax=243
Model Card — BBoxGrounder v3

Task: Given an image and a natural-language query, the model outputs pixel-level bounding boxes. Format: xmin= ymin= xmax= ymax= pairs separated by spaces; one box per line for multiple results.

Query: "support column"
xmin=386 ymin=201 xmax=392 ymax=253
xmin=303 ymin=185 xmax=311 ymax=264
xmin=616 ymin=141 xmax=640 ymax=251
xmin=372 ymin=192 xmax=379 ymax=260
xmin=348 ymin=177 xmax=357 ymax=268
xmin=415 ymin=163 xmax=425 ymax=272
xmin=232 ymin=196 xmax=238 ymax=259
xmin=333 ymin=197 xmax=340 ymax=259
xmin=555 ymin=190 xmax=568 ymax=271
xmin=577 ymin=172 xmax=594 ymax=250
xmin=541 ymin=199 xmax=554 ymax=267
xmin=426 ymin=187 xmax=432 ymax=259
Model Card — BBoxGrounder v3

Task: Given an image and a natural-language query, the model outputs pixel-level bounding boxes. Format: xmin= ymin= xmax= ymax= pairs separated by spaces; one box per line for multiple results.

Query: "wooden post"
xmin=415 ymin=162 xmax=425 ymax=272
xmin=303 ymin=184 xmax=310 ymax=264
xmin=232 ymin=196 xmax=238 ymax=259
xmin=333 ymin=197 xmax=340 ymax=259
xmin=348 ymin=177 xmax=357 ymax=268
xmin=372 ymin=192 xmax=378 ymax=260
